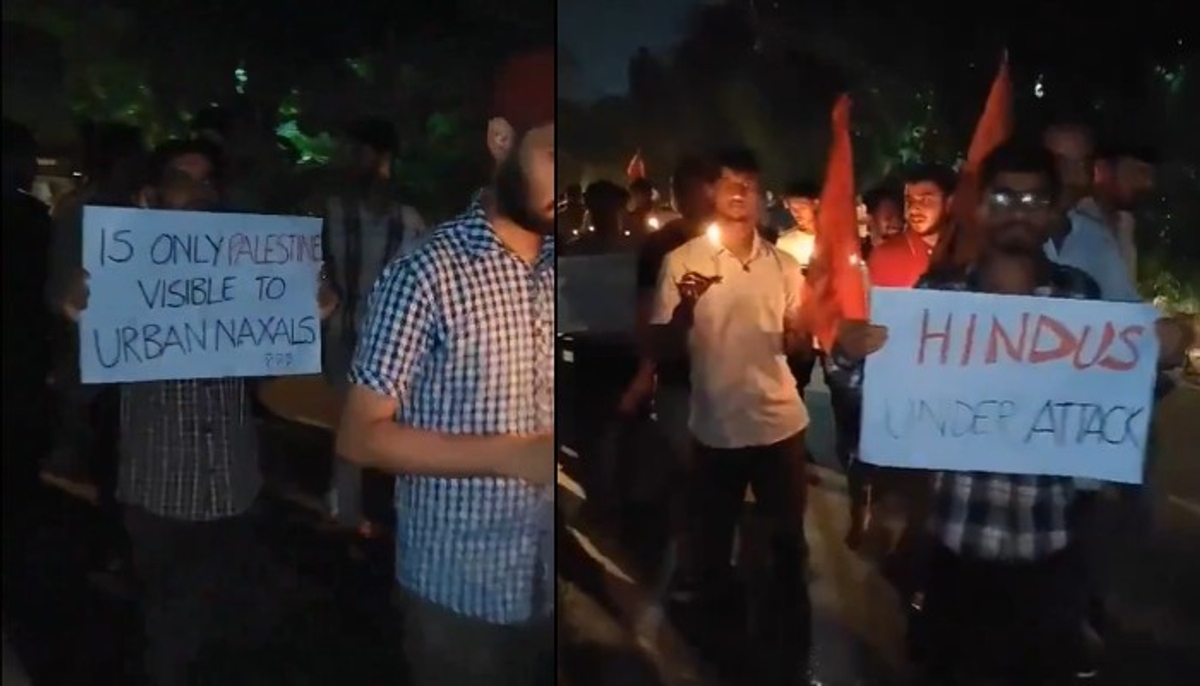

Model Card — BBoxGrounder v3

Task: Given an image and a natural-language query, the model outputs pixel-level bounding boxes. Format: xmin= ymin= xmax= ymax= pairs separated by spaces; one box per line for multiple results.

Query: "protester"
xmin=648 ymin=148 xmax=815 ymax=685
xmin=868 ymin=164 xmax=957 ymax=287
xmin=831 ymin=140 xmax=1188 ymax=683
xmin=60 ymin=139 xmax=339 ymax=685
xmin=2 ymin=119 xmax=54 ymax=618
xmin=335 ymin=49 xmax=556 ymax=686
xmin=861 ymin=183 xmax=904 ymax=259
xmin=321 ymin=117 xmax=427 ymax=538
xmin=45 ymin=121 xmax=146 ymax=586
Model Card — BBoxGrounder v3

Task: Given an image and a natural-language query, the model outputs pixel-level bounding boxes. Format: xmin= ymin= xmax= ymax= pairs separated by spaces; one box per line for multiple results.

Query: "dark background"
xmin=559 ymin=0 xmax=1198 ymax=301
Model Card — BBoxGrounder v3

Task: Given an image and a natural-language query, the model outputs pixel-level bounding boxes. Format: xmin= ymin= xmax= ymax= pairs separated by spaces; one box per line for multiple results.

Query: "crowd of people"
xmin=2 ymin=48 xmax=557 ymax=686
xmin=560 ymin=117 xmax=1192 ymax=684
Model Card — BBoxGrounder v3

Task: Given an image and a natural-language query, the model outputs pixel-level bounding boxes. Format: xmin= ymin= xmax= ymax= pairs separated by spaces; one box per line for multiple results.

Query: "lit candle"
xmin=646 ymin=216 xmax=661 ymax=231
xmin=705 ymin=222 xmax=721 ymax=246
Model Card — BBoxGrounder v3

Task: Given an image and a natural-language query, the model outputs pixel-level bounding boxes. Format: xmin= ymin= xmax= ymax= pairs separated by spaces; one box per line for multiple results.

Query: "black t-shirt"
xmin=635 ymin=217 xmax=702 ymax=388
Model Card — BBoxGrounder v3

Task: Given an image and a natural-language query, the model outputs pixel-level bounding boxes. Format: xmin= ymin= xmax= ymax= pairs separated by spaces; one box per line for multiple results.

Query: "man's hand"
xmin=1156 ymin=316 xmax=1194 ymax=369
xmin=495 ymin=434 xmax=556 ymax=486
xmin=671 ymin=271 xmax=721 ymax=327
xmin=836 ymin=319 xmax=888 ymax=361
xmin=61 ymin=269 xmax=90 ymax=323
xmin=676 ymin=271 xmax=721 ymax=304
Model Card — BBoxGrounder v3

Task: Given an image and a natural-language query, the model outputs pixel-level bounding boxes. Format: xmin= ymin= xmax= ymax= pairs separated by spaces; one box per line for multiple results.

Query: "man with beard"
xmin=321 ymin=118 xmax=427 ymax=536
xmin=649 ymin=149 xmax=815 ymax=685
xmin=869 ymin=164 xmax=957 ymax=288
xmin=336 ymin=50 xmax=555 ymax=686
xmin=775 ymin=181 xmax=820 ymax=268
xmin=62 ymin=139 xmax=339 ymax=684
xmin=833 ymin=140 xmax=1185 ymax=683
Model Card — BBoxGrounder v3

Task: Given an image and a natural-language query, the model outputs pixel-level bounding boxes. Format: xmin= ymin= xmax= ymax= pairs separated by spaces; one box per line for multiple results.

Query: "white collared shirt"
xmin=651 ymin=233 xmax=809 ymax=449
xmin=1074 ymin=197 xmax=1137 ymax=282
xmin=1044 ymin=208 xmax=1141 ymax=303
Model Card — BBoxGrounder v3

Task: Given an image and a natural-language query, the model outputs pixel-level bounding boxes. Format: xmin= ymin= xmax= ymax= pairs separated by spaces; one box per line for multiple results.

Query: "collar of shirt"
xmin=705 ymin=227 xmax=772 ymax=264
xmin=459 ymin=189 xmax=555 ymax=271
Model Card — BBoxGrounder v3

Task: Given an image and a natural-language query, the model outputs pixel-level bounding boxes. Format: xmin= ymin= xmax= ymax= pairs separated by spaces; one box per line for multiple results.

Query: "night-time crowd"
xmin=559 ymin=117 xmax=1192 ymax=684
xmin=4 ymin=50 xmax=556 ymax=686
xmin=2 ymin=44 xmax=1194 ymax=686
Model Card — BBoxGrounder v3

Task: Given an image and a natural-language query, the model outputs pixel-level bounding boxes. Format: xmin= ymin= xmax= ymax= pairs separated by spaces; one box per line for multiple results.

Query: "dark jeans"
xmin=399 ymin=589 xmax=554 ymax=686
xmin=787 ymin=352 xmax=818 ymax=401
xmin=125 ymin=506 xmax=270 ymax=686
xmin=921 ymin=545 xmax=1085 ymax=684
xmin=692 ymin=432 xmax=812 ymax=669
xmin=826 ymin=378 xmax=873 ymax=516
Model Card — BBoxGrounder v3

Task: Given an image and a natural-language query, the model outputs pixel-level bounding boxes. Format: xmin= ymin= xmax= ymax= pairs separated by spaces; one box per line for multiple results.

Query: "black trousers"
xmin=921 ymin=545 xmax=1085 ymax=684
xmin=692 ymin=432 xmax=812 ymax=671
xmin=399 ymin=589 xmax=554 ymax=686
xmin=125 ymin=506 xmax=269 ymax=686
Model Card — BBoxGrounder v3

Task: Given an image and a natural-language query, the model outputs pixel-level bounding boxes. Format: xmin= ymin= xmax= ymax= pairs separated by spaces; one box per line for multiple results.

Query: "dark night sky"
xmin=559 ymin=0 xmax=702 ymax=101
xmin=559 ymin=0 xmax=1195 ymax=105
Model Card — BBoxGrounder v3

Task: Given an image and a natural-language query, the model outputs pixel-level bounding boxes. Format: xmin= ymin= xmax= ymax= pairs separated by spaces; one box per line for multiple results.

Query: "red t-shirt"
xmin=867 ymin=231 xmax=935 ymax=288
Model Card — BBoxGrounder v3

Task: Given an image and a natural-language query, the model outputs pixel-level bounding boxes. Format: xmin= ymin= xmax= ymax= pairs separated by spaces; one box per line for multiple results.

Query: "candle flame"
xmin=646 ymin=216 xmax=661 ymax=230
xmin=705 ymin=222 xmax=720 ymax=245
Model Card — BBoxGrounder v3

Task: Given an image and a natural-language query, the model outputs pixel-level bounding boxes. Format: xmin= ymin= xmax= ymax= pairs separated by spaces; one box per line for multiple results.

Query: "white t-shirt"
xmin=650 ymin=233 xmax=809 ymax=449
xmin=775 ymin=228 xmax=817 ymax=269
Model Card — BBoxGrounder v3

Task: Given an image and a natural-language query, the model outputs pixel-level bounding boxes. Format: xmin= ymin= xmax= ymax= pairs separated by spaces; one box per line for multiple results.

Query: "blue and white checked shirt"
xmin=351 ymin=193 xmax=555 ymax=624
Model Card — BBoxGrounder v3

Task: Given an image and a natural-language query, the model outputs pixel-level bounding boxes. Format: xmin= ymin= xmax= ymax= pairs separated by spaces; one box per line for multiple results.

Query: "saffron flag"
xmin=626 ymin=150 xmax=646 ymax=181
xmin=803 ymin=94 xmax=866 ymax=351
xmin=936 ymin=54 xmax=1013 ymax=269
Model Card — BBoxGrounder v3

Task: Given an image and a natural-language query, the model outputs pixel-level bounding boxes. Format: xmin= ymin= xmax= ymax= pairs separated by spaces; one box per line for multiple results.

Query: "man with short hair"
xmin=861 ymin=183 xmax=904 ymax=257
xmin=834 ymin=140 xmax=1186 ymax=683
xmin=868 ymin=163 xmax=957 ymax=288
xmin=775 ymin=181 xmax=820 ymax=268
xmin=1085 ymin=143 xmax=1157 ymax=281
xmin=321 ymin=117 xmax=427 ymax=534
xmin=618 ymin=154 xmax=720 ymax=611
xmin=62 ymin=139 xmax=338 ymax=685
xmin=336 ymin=50 xmax=555 ymax=686
xmin=650 ymin=148 xmax=815 ymax=684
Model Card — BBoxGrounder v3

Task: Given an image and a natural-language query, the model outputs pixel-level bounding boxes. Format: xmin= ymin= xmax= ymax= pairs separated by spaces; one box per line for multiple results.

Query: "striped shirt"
xmin=117 ymin=378 xmax=261 ymax=521
xmin=351 ymin=193 xmax=555 ymax=624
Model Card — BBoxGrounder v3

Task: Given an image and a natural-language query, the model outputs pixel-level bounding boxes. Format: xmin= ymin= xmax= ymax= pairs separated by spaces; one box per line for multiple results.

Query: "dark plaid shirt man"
xmin=117 ymin=378 xmax=261 ymax=521
xmin=829 ymin=262 xmax=1100 ymax=560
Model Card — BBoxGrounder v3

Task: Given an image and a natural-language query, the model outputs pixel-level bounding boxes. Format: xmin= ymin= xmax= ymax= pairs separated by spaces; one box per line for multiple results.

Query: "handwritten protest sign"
xmin=860 ymin=287 xmax=1160 ymax=484
xmin=79 ymin=206 xmax=323 ymax=383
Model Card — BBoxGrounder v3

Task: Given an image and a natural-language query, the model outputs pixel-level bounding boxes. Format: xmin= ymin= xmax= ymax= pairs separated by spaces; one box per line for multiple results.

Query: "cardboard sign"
xmin=80 ymin=206 xmax=322 ymax=383
xmin=861 ymin=287 xmax=1160 ymax=483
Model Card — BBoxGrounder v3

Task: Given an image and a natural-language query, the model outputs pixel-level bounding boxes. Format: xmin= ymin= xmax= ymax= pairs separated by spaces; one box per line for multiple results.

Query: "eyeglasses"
xmin=986 ymin=189 xmax=1053 ymax=211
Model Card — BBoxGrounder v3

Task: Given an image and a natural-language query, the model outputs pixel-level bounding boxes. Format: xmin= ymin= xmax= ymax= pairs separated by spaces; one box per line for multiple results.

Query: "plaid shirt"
xmin=829 ymin=262 xmax=1101 ymax=561
xmin=117 ymin=379 xmax=261 ymax=521
xmin=351 ymin=193 xmax=555 ymax=624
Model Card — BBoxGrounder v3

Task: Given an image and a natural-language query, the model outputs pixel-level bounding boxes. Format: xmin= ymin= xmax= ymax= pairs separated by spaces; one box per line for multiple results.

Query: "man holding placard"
xmin=830 ymin=141 xmax=1188 ymax=683
xmin=62 ymin=139 xmax=338 ymax=685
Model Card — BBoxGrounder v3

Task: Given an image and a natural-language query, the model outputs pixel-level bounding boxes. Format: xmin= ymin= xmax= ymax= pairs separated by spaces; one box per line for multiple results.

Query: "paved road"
xmin=557 ymin=367 xmax=1200 ymax=685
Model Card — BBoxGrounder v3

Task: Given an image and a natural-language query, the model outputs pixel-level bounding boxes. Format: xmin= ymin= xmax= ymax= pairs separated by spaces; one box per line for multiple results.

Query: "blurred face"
xmin=904 ymin=180 xmax=950 ymax=236
xmin=1099 ymin=157 xmax=1156 ymax=210
xmin=148 ymin=152 xmax=218 ymax=211
xmin=713 ymin=167 xmax=761 ymax=224
xmin=869 ymin=198 xmax=903 ymax=241
xmin=495 ymin=122 xmax=555 ymax=236
xmin=978 ymin=171 xmax=1057 ymax=255
xmin=783 ymin=196 xmax=817 ymax=232
xmin=1043 ymin=127 xmax=1093 ymax=206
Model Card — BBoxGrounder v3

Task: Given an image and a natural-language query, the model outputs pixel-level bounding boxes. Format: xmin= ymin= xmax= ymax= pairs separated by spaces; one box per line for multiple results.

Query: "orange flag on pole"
xmin=938 ymin=53 xmax=1014 ymax=268
xmin=626 ymin=150 xmax=646 ymax=181
xmin=803 ymin=94 xmax=866 ymax=352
